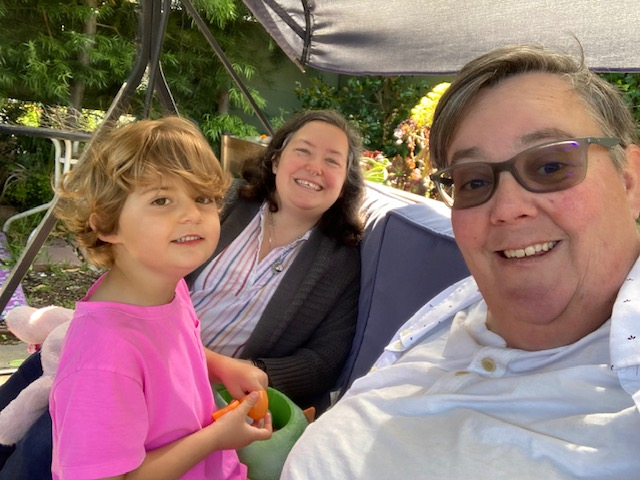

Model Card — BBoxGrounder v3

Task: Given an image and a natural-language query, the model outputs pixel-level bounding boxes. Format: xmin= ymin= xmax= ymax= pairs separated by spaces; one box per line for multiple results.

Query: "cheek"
xmin=208 ymin=209 xmax=221 ymax=230
xmin=554 ymin=179 xmax=620 ymax=231
xmin=213 ymin=218 xmax=222 ymax=239
xmin=452 ymin=212 xmax=485 ymax=249
xmin=327 ymin=169 xmax=348 ymax=189
xmin=276 ymin=158 xmax=302 ymax=183
xmin=277 ymin=154 xmax=299 ymax=173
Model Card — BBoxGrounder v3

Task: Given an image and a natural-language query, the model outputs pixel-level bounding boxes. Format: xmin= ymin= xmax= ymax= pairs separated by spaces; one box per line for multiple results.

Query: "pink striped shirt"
xmin=190 ymin=203 xmax=311 ymax=356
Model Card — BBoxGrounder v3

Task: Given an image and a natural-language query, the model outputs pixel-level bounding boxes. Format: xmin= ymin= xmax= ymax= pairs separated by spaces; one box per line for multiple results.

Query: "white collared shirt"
xmin=281 ymin=258 xmax=640 ymax=480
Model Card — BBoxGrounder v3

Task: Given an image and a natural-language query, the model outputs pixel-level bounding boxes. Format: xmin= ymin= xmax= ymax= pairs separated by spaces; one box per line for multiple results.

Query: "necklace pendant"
xmin=272 ymin=262 xmax=284 ymax=274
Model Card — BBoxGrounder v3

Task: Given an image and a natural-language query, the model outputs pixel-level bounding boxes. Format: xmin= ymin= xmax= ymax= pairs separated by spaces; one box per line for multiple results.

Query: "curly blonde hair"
xmin=54 ymin=116 xmax=229 ymax=269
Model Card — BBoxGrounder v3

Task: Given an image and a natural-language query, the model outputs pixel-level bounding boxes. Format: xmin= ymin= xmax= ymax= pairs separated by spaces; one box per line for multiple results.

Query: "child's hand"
xmin=206 ymin=350 xmax=268 ymax=398
xmin=210 ymin=391 xmax=273 ymax=451
xmin=213 ymin=390 xmax=269 ymax=421
xmin=224 ymin=359 xmax=268 ymax=399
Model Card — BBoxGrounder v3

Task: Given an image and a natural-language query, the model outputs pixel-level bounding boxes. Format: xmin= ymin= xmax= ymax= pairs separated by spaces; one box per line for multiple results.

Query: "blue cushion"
xmin=336 ymin=193 xmax=469 ymax=396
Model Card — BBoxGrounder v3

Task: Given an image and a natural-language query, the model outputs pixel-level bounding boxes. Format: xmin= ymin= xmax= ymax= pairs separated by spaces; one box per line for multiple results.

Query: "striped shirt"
xmin=190 ymin=203 xmax=311 ymax=357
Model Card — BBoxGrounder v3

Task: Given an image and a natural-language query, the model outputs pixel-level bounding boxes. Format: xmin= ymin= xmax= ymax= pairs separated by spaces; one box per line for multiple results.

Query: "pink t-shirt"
xmin=50 ymin=278 xmax=246 ymax=479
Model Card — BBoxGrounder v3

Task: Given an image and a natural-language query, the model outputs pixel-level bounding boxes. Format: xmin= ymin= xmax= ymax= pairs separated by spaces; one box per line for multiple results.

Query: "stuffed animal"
xmin=0 ymin=305 xmax=73 ymax=445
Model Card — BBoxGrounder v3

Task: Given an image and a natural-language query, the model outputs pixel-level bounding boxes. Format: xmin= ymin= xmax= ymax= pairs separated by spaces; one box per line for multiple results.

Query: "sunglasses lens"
xmin=518 ymin=141 xmax=586 ymax=191
xmin=434 ymin=140 xmax=590 ymax=209
xmin=436 ymin=164 xmax=495 ymax=209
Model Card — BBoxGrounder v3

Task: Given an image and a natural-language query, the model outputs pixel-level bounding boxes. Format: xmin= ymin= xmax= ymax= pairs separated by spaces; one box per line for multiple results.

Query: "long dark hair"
xmin=239 ymin=109 xmax=365 ymax=247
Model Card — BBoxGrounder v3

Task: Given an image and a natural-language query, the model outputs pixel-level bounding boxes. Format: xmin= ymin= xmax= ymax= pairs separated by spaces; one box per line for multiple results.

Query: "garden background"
xmin=1 ymin=0 xmax=639 ymax=265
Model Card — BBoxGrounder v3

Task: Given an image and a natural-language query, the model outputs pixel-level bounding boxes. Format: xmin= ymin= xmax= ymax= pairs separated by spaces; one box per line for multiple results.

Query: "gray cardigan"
xmin=187 ymin=185 xmax=361 ymax=411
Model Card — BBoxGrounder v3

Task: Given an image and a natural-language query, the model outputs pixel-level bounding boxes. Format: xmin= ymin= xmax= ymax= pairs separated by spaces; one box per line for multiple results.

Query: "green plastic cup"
xmin=213 ymin=385 xmax=309 ymax=480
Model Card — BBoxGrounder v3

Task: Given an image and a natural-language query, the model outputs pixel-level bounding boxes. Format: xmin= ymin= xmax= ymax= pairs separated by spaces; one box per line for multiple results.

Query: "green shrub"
xmin=599 ymin=73 xmax=640 ymax=129
xmin=295 ymin=76 xmax=433 ymax=156
xmin=200 ymin=112 xmax=261 ymax=145
xmin=0 ymin=136 xmax=54 ymax=210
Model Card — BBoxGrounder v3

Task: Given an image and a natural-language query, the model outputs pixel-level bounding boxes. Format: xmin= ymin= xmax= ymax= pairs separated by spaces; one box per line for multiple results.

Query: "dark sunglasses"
xmin=429 ymin=137 xmax=622 ymax=210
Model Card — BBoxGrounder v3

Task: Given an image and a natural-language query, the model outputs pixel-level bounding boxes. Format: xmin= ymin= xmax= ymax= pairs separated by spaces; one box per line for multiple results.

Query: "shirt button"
xmin=454 ymin=370 xmax=470 ymax=376
xmin=481 ymin=357 xmax=497 ymax=372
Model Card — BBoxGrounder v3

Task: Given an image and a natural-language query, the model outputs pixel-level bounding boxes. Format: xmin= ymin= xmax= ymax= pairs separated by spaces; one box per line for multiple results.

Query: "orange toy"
xmin=212 ymin=390 xmax=269 ymax=421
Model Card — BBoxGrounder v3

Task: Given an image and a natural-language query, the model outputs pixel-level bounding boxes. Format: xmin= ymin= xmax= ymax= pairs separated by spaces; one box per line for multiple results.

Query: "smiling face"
xmin=449 ymin=72 xmax=640 ymax=350
xmin=99 ymin=173 xmax=221 ymax=283
xmin=273 ymin=120 xmax=349 ymax=220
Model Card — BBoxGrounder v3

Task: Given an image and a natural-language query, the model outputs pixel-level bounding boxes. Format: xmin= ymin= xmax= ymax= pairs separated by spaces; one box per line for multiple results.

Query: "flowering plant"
xmin=360 ymin=150 xmax=390 ymax=183
xmin=394 ymin=82 xmax=450 ymax=156
xmin=386 ymin=82 xmax=450 ymax=196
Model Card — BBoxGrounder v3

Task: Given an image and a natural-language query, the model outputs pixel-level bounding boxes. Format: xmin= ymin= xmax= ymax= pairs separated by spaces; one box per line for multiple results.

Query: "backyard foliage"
xmin=0 ymin=0 xmax=283 ymax=213
xmin=600 ymin=72 xmax=640 ymax=126
xmin=1 ymin=0 xmax=640 ymax=208
xmin=295 ymin=76 xmax=433 ymax=156
xmin=0 ymin=0 xmax=276 ymax=135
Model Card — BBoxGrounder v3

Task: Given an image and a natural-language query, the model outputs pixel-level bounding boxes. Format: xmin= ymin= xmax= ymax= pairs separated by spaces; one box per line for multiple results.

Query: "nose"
xmin=488 ymin=172 xmax=538 ymax=224
xmin=180 ymin=200 xmax=202 ymax=223
xmin=305 ymin=156 xmax=322 ymax=177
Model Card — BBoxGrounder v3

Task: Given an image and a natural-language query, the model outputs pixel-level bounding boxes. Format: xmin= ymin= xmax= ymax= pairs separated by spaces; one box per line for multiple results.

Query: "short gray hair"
xmin=430 ymin=44 xmax=638 ymax=171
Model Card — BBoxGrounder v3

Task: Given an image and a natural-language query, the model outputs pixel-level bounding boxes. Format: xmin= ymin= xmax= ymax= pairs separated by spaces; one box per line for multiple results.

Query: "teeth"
xmin=296 ymin=179 xmax=321 ymax=191
xmin=175 ymin=235 xmax=200 ymax=243
xmin=503 ymin=241 xmax=557 ymax=259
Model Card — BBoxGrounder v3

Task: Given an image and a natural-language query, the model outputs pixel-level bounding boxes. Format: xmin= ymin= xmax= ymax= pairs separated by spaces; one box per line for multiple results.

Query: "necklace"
xmin=267 ymin=210 xmax=285 ymax=274
xmin=266 ymin=209 xmax=313 ymax=274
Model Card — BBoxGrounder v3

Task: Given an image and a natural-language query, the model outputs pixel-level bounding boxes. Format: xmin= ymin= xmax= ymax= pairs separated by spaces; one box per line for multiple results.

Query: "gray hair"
xmin=430 ymin=44 xmax=639 ymax=171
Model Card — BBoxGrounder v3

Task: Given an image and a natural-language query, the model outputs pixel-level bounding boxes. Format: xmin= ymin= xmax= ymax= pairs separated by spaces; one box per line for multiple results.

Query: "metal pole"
xmin=181 ymin=0 xmax=274 ymax=136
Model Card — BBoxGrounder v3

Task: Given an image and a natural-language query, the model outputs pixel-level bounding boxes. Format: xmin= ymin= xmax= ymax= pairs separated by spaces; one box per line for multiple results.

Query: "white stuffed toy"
xmin=0 ymin=305 xmax=73 ymax=445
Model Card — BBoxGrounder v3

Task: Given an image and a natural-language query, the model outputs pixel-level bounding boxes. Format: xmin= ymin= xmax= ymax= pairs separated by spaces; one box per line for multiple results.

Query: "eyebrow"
xmin=449 ymin=127 xmax=576 ymax=166
xmin=138 ymin=184 xmax=171 ymax=196
xmin=293 ymin=138 xmax=346 ymax=158
xmin=519 ymin=127 xmax=574 ymax=146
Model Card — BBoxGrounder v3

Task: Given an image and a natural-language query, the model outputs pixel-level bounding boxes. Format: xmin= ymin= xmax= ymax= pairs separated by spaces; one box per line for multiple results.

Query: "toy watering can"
xmin=213 ymin=385 xmax=310 ymax=480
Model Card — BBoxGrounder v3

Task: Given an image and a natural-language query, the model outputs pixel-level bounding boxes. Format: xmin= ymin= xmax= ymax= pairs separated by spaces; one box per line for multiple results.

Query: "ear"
xmin=89 ymin=213 xmax=119 ymax=244
xmin=622 ymin=144 xmax=640 ymax=219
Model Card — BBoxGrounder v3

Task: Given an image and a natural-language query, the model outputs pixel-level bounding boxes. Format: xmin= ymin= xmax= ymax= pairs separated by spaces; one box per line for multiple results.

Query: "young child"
xmin=49 ymin=116 xmax=272 ymax=479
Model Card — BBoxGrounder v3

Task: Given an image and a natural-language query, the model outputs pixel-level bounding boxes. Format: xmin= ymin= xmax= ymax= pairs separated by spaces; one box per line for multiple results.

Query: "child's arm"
xmin=102 ymin=392 xmax=273 ymax=480
xmin=205 ymin=348 xmax=268 ymax=398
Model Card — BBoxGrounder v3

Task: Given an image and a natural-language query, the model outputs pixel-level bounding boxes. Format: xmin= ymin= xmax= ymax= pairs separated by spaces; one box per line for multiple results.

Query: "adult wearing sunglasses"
xmin=281 ymin=44 xmax=640 ymax=479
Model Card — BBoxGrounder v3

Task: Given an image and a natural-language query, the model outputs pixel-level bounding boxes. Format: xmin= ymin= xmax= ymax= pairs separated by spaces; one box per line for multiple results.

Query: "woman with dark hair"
xmin=188 ymin=109 xmax=365 ymax=412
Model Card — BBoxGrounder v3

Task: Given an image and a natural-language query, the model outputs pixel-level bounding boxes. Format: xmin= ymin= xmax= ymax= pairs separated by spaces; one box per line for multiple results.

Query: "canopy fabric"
xmin=243 ymin=0 xmax=640 ymax=74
